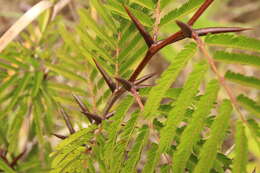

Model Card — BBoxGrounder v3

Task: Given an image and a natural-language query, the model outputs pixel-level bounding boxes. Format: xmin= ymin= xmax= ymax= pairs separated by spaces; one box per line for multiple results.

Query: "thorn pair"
xmin=123 ymin=0 xmax=251 ymax=81
xmin=115 ymin=74 xmax=155 ymax=110
xmin=0 ymin=148 xmax=26 ymax=169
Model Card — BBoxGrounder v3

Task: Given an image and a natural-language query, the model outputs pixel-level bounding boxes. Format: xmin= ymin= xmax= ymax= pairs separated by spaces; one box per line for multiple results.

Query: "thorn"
xmin=134 ymin=73 xmax=156 ymax=85
xmin=53 ymin=133 xmax=68 ymax=139
xmin=196 ymin=27 xmax=253 ymax=36
xmin=176 ymin=20 xmax=194 ymax=38
xmin=123 ymin=5 xmax=154 ymax=47
xmin=93 ymin=58 xmax=116 ymax=92
xmin=188 ymin=0 xmax=215 ymax=26
xmin=10 ymin=148 xmax=27 ymax=168
xmin=136 ymin=84 xmax=155 ymax=89
xmin=131 ymin=88 xmax=144 ymax=110
xmin=73 ymin=94 xmax=89 ymax=112
xmin=104 ymin=111 xmax=115 ymax=119
xmin=60 ymin=108 xmax=76 ymax=134
xmin=115 ymin=77 xmax=133 ymax=91
xmin=81 ymin=111 xmax=103 ymax=124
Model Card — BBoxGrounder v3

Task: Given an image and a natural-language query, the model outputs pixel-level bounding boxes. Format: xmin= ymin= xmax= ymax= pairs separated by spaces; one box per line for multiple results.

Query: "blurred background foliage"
xmin=0 ymin=0 xmax=259 ymax=172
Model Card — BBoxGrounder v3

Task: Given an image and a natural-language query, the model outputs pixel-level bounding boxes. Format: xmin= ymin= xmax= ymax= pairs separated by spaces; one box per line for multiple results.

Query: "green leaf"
xmin=0 ymin=159 xmax=16 ymax=173
xmin=104 ymin=96 xmax=134 ymax=167
xmin=106 ymin=1 xmax=153 ymax=27
xmin=55 ymin=125 xmax=97 ymax=151
xmin=205 ymin=34 xmax=260 ymax=53
xmin=233 ymin=121 xmax=248 ymax=173
xmin=172 ymin=80 xmax=220 ymax=173
xmin=32 ymin=71 xmax=44 ymax=97
xmin=78 ymin=9 xmax=116 ymax=48
xmin=225 ymin=71 xmax=260 ymax=90
xmin=160 ymin=0 xmax=175 ymax=9
xmin=142 ymin=143 xmax=159 ymax=173
xmin=90 ymin=0 xmax=117 ymax=31
xmin=45 ymin=62 xmax=86 ymax=82
xmin=111 ymin=112 xmax=139 ymax=173
xmin=121 ymin=125 xmax=149 ymax=173
xmin=193 ymin=100 xmax=233 ymax=173
xmin=143 ymin=61 xmax=208 ymax=173
xmin=143 ymin=43 xmax=197 ymax=118
xmin=131 ymin=0 xmax=156 ymax=10
xmin=4 ymin=72 xmax=31 ymax=113
xmin=160 ymin=0 xmax=204 ymax=26
xmin=8 ymin=103 xmax=27 ymax=153
xmin=237 ymin=94 xmax=260 ymax=118
xmin=213 ymin=51 xmax=260 ymax=68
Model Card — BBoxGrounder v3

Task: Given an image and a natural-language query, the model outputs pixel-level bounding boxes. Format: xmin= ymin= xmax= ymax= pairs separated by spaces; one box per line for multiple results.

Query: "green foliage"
xmin=225 ymin=71 xmax=260 ymax=90
xmin=193 ymin=100 xmax=233 ymax=173
xmin=205 ymin=34 xmax=260 ymax=52
xmin=143 ymin=43 xmax=197 ymax=118
xmin=233 ymin=121 xmax=248 ymax=173
xmin=172 ymin=80 xmax=220 ymax=173
xmin=0 ymin=0 xmax=257 ymax=172
xmin=160 ymin=0 xmax=204 ymax=26
xmin=213 ymin=51 xmax=260 ymax=68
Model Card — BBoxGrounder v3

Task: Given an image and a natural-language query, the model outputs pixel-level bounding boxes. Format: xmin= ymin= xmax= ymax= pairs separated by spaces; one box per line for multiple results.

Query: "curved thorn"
xmin=60 ymin=108 xmax=75 ymax=134
xmin=93 ymin=58 xmax=116 ymax=92
xmin=123 ymin=5 xmax=154 ymax=47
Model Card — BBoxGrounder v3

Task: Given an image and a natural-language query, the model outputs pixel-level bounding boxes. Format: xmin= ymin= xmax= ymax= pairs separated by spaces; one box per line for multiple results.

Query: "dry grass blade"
xmin=0 ymin=1 xmax=53 ymax=52
xmin=51 ymin=0 xmax=72 ymax=21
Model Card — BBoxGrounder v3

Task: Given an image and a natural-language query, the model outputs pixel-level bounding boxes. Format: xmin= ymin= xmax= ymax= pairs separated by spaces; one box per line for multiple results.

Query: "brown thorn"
xmin=93 ymin=58 xmax=116 ymax=92
xmin=123 ymin=5 xmax=154 ymax=47
xmin=105 ymin=111 xmax=115 ymax=119
xmin=134 ymin=73 xmax=156 ymax=85
xmin=72 ymin=94 xmax=89 ymax=112
xmin=188 ymin=0 xmax=215 ymax=26
xmin=136 ymin=84 xmax=155 ymax=89
xmin=196 ymin=27 xmax=253 ymax=36
xmin=81 ymin=111 xmax=103 ymax=124
xmin=53 ymin=133 xmax=68 ymax=139
xmin=60 ymin=108 xmax=76 ymax=134
xmin=10 ymin=148 xmax=27 ymax=168
xmin=176 ymin=20 xmax=193 ymax=38
xmin=115 ymin=77 xmax=133 ymax=91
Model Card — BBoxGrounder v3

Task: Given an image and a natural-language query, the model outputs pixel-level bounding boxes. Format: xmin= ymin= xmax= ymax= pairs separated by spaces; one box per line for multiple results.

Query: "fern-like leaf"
xmin=193 ymin=100 xmax=233 ymax=173
xmin=172 ymin=80 xmax=220 ymax=173
xmin=160 ymin=0 xmax=204 ymax=26
xmin=121 ymin=125 xmax=149 ymax=173
xmin=213 ymin=51 xmax=260 ymax=67
xmin=225 ymin=71 xmax=260 ymax=90
xmin=143 ymin=61 xmax=208 ymax=173
xmin=143 ymin=43 xmax=197 ymax=118
xmin=237 ymin=94 xmax=260 ymax=117
xmin=233 ymin=121 xmax=248 ymax=173
xmin=205 ymin=34 xmax=260 ymax=53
